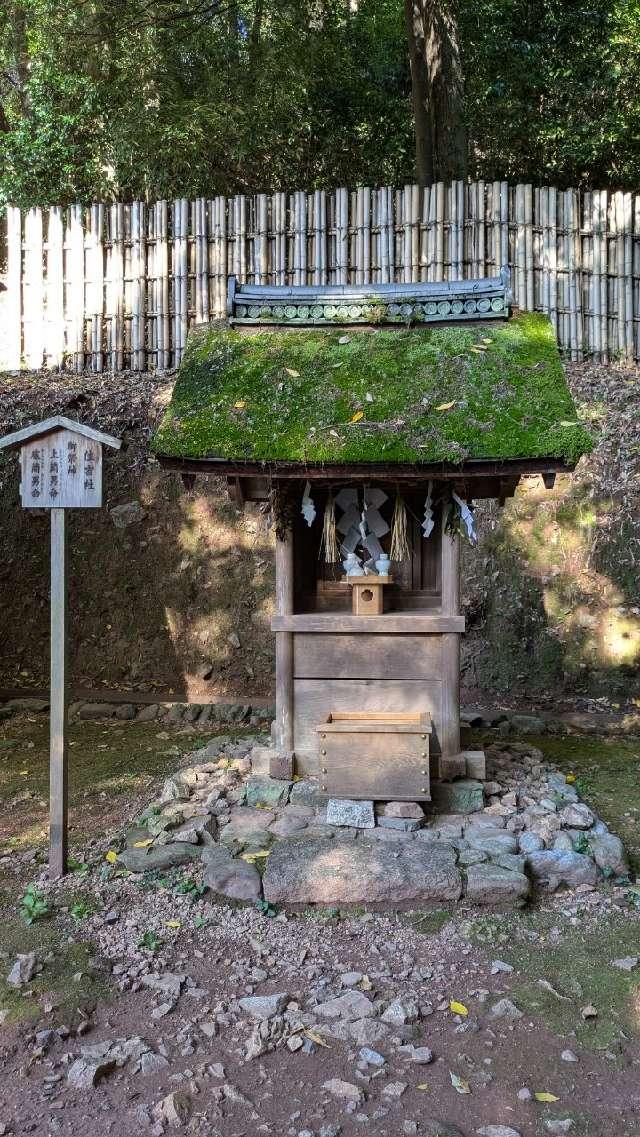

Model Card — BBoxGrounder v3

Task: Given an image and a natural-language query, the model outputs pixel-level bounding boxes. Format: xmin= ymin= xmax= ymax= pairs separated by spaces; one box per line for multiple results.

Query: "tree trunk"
xmin=404 ymin=0 xmax=467 ymax=185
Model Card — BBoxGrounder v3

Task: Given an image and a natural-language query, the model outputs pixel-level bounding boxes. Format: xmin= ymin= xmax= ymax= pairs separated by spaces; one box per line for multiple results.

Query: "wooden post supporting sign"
xmin=0 ymin=416 xmax=121 ymax=878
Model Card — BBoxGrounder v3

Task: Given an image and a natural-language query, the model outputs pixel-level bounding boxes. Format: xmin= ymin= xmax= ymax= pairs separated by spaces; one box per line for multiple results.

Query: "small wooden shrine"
xmin=154 ymin=273 xmax=590 ymax=802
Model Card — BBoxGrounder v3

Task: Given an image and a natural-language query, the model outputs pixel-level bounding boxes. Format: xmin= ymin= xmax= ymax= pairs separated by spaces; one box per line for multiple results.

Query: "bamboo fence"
xmin=2 ymin=181 xmax=639 ymax=371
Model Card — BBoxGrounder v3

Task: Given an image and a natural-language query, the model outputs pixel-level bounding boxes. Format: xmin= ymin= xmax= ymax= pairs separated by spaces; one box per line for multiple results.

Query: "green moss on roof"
xmin=152 ymin=313 xmax=592 ymax=466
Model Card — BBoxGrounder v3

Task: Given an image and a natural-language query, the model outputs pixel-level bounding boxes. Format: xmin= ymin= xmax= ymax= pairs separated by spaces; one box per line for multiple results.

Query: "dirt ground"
xmin=1 ymin=718 xmax=639 ymax=1137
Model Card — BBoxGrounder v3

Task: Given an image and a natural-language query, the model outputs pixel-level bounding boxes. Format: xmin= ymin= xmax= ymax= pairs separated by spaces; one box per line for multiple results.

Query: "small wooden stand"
xmin=317 ymin=710 xmax=431 ymax=800
xmin=345 ymin=575 xmax=391 ymax=616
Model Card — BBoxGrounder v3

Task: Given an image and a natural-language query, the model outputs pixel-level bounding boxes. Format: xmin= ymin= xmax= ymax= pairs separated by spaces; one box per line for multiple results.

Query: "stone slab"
xmin=262 ymin=836 xmax=462 ymax=906
xmin=430 ymin=779 xmax=484 ymax=815
xmin=326 ymin=799 xmax=375 ymax=829
xmin=465 ymin=862 xmax=530 ymax=905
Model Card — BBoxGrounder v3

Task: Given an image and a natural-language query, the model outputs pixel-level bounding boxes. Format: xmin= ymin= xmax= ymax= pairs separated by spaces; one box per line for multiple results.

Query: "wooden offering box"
xmin=316 ymin=711 xmax=431 ymax=801
xmin=346 ymin=575 xmax=391 ymax=616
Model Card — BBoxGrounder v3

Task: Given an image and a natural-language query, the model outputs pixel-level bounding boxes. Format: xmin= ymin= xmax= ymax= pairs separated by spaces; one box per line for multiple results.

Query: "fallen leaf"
xmin=357 ymin=975 xmax=372 ymax=991
xmin=470 ymin=346 xmax=485 ymax=354
xmin=417 ymin=1083 xmax=430 ymax=1091
xmin=435 ymin=400 xmax=457 ymax=412
xmin=350 ymin=411 xmax=364 ymax=423
xmin=233 ymin=399 xmax=247 ymax=409
xmin=240 ymin=850 xmax=271 ymax=864
xmin=284 ymin=368 xmax=300 ymax=377
xmin=133 ymin=839 xmax=154 ymax=848
xmin=449 ymin=1000 xmax=468 ymax=1016
xmin=581 ymin=1004 xmax=598 ymax=1019
xmin=105 ymin=850 xmax=118 ymax=864
xmin=558 ymin=420 xmax=578 ymax=427
xmin=535 ymin=1092 xmax=559 ymax=1102
xmin=303 ymin=1029 xmax=330 ymax=1048
xmin=449 ymin=1071 xmax=471 ymax=1095
xmin=565 ymin=773 xmax=577 ymax=784
xmin=165 ymin=920 xmax=181 ymax=929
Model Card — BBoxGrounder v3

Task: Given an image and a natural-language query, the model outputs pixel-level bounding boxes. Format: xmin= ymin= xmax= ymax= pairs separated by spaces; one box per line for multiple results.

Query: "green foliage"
xmin=174 ymin=877 xmax=207 ymax=901
xmin=19 ymin=883 xmax=50 ymax=925
xmin=153 ymin=313 xmax=592 ymax=465
xmin=137 ymin=928 xmax=162 ymax=951
xmin=1 ymin=0 xmax=639 ymax=207
xmin=69 ymin=899 xmax=93 ymax=920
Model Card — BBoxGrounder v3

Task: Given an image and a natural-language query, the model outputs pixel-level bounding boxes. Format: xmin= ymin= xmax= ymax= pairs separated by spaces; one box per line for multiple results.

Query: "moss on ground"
xmin=529 ymin=733 xmax=640 ymax=875
xmin=153 ymin=313 xmax=592 ymax=465
xmin=0 ymin=913 xmax=110 ymax=1025
xmin=0 ymin=718 xmax=251 ymax=854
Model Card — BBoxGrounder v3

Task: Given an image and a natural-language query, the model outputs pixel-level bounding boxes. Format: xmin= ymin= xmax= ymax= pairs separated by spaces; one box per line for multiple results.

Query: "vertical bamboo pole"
xmin=634 ymin=195 xmax=640 ymax=360
xmin=524 ymin=183 xmax=534 ymax=309
xmin=291 ymin=190 xmax=306 ymax=286
xmin=255 ymin=193 xmax=269 ymax=285
xmin=312 ymin=189 xmax=326 ymax=285
xmin=623 ymin=191 xmax=633 ymax=359
xmin=66 ymin=205 xmax=85 ymax=373
xmin=173 ymin=198 xmax=188 ymax=365
xmin=418 ymin=183 xmax=429 ymax=281
xmin=24 ymin=207 xmax=45 ymax=370
xmin=548 ymin=186 xmax=558 ymax=334
xmin=272 ymin=192 xmax=286 ymax=286
xmin=156 ymin=201 xmax=170 ymax=369
xmin=426 ymin=182 xmax=437 ymax=281
xmin=49 ymin=507 xmax=68 ymax=880
xmin=361 ymin=185 xmax=371 ymax=283
xmin=233 ymin=194 xmax=247 ymax=283
xmin=440 ymin=507 xmax=461 ymax=771
xmin=193 ymin=197 xmax=207 ymax=324
xmin=46 ymin=207 xmax=65 ymax=369
xmin=476 ymin=180 xmax=485 ymax=278
xmin=599 ymin=190 xmax=609 ymax=362
xmin=565 ymin=189 xmax=580 ymax=360
xmin=131 ymin=201 xmax=146 ymax=370
xmin=5 ymin=207 xmax=22 ymax=369
xmin=211 ymin=196 xmax=227 ymax=315
xmin=335 ymin=188 xmax=348 ymax=286
xmin=88 ymin=204 xmax=104 ymax=372
xmin=435 ymin=182 xmax=445 ymax=281
xmin=514 ymin=185 xmax=526 ymax=308
xmin=540 ymin=187 xmax=550 ymax=319
xmin=109 ymin=204 xmax=125 ymax=371
xmin=499 ymin=180 xmax=509 ymax=273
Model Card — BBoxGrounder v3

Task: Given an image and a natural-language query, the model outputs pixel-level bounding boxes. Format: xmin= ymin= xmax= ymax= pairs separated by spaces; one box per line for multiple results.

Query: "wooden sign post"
xmin=0 ymin=416 xmax=121 ymax=878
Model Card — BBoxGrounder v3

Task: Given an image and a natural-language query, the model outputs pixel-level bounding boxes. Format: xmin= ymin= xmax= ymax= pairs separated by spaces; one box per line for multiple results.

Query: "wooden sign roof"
xmin=0 ymin=415 xmax=121 ymax=452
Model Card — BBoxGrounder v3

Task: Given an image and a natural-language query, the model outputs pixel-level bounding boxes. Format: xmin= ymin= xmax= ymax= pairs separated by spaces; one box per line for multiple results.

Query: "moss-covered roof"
xmin=153 ymin=313 xmax=592 ymax=467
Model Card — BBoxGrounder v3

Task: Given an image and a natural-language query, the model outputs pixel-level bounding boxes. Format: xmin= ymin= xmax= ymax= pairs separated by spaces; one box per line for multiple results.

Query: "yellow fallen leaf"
xmin=285 ymin=368 xmax=300 ymax=377
xmin=449 ymin=1000 xmax=468 ymax=1016
xmin=350 ymin=411 xmax=364 ymax=423
xmin=357 ymin=975 xmax=372 ymax=991
xmin=19 ymin=770 xmax=29 ymax=776
xmin=303 ymin=1029 xmax=330 ymax=1048
xmin=435 ymin=401 xmax=457 ymax=412
xmin=470 ymin=346 xmax=485 ymax=353
xmin=165 ymin=920 xmax=181 ymax=929
xmin=450 ymin=1071 xmax=471 ymax=1094
xmin=566 ymin=773 xmax=577 ymax=784
xmin=417 ymin=1083 xmax=429 ymax=1091
xmin=481 ymin=337 xmax=493 ymax=345
xmin=133 ymin=838 xmax=154 ymax=848
xmin=240 ymin=850 xmax=271 ymax=864
xmin=535 ymin=1092 xmax=559 ymax=1102
xmin=105 ymin=850 xmax=118 ymax=864
xmin=234 ymin=399 xmax=247 ymax=409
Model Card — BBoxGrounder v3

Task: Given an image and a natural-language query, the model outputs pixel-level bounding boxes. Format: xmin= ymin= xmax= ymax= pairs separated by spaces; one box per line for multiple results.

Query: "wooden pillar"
xmin=439 ymin=511 xmax=463 ymax=775
xmin=275 ymin=527 xmax=294 ymax=752
xmin=49 ymin=508 xmax=68 ymax=878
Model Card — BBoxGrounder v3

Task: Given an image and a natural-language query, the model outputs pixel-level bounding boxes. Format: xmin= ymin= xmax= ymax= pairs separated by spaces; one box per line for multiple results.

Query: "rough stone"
xmin=612 ymin=957 xmax=638 ymax=971
xmin=378 ymin=816 xmax=422 ymax=832
xmin=77 ymin=702 xmax=117 ymax=720
xmin=238 ymin=993 xmax=289 ymax=1019
xmin=118 ymin=843 xmax=201 ymax=873
xmin=477 ymin=1128 xmax=522 ymax=1137
xmin=466 ymin=832 xmax=518 ymax=856
xmin=244 ymin=775 xmax=291 ymax=809
xmin=430 ymin=779 xmax=484 ymax=815
xmin=262 ymin=836 xmax=462 ymax=906
xmin=289 ymin=779 xmax=323 ymax=808
xmin=6 ymin=951 xmax=38 ymax=988
xmin=382 ymin=801 xmax=425 ymax=820
xmin=526 ymin=850 xmax=598 ymax=890
xmin=381 ymin=998 xmax=419 ymax=1026
xmin=326 ymin=799 xmax=375 ymax=829
xmin=588 ymin=833 xmax=628 ymax=876
xmin=348 ymin=1018 xmax=390 ymax=1047
xmin=486 ymin=998 xmax=523 ymax=1022
xmin=67 ymin=1056 xmax=116 ymax=1089
xmin=153 ymin=1091 xmax=192 ymax=1128
xmin=510 ymin=714 xmax=546 ymax=733
xmin=359 ymin=1047 xmax=386 ymax=1066
xmin=465 ymin=863 xmax=530 ymax=905
xmin=202 ymin=846 xmax=262 ymax=901
xmin=421 ymin=1123 xmax=465 ymax=1137
xmin=398 ymin=1044 xmax=433 ymax=1064
xmin=316 ymin=990 xmax=375 ymax=1021
xmin=518 ymin=832 xmax=545 ymax=854
xmin=559 ymin=803 xmax=595 ymax=829
xmin=322 ymin=1079 xmax=364 ymax=1104
xmin=110 ymin=501 xmax=146 ymax=528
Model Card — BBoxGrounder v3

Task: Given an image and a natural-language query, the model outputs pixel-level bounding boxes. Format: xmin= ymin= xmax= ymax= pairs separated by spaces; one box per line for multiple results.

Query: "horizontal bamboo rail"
xmin=2 ymin=182 xmax=639 ymax=371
